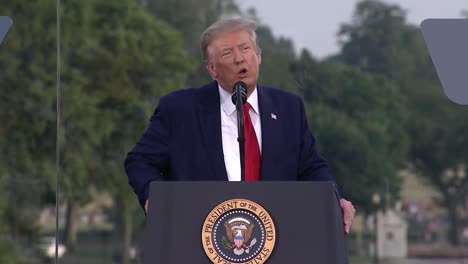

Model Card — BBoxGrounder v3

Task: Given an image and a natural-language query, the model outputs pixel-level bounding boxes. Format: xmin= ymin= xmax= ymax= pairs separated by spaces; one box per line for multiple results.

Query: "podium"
xmin=144 ymin=181 xmax=348 ymax=263
xmin=0 ymin=16 xmax=13 ymax=45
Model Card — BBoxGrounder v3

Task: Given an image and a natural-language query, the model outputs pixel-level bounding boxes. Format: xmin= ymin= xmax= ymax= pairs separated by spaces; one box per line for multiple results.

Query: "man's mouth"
xmin=238 ymin=68 xmax=248 ymax=77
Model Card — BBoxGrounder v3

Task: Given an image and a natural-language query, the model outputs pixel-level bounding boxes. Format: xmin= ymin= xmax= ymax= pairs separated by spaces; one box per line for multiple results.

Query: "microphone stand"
xmin=235 ymin=89 xmax=245 ymax=182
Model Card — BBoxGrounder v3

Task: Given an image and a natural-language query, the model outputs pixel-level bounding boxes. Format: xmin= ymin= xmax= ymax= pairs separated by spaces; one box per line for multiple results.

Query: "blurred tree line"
xmin=0 ymin=0 xmax=467 ymax=262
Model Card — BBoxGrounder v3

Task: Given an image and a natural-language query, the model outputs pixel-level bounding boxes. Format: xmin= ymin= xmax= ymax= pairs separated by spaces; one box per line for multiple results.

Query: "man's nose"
xmin=233 ymin=50 xmax=245 ymax=64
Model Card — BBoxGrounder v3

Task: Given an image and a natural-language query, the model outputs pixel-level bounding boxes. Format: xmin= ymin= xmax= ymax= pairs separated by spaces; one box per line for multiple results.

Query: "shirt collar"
xmin=219 ymin=84 xmax=259 ymax=116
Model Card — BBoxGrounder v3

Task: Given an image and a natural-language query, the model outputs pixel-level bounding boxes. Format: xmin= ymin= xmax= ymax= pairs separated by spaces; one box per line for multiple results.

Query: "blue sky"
xmin=237 ymin=0 xmax=467 ymax=58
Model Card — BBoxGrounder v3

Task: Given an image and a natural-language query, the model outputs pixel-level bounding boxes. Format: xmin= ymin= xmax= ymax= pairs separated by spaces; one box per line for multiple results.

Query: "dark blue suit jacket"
xmin=125 ymin=81 xmax=338 ymax=208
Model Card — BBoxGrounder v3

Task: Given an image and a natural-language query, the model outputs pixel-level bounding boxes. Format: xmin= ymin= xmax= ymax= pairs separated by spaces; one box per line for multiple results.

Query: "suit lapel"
xmin=257 ymin=86 xmax=279 ymax=180
xmin=198 ymin=82 xmax=228 ymax=181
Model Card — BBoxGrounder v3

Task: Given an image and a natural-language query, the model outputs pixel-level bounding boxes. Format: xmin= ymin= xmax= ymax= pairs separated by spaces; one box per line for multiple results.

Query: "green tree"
xmin=1 ymin=1 xmax=194 ymax=262
xmin=292 ymin=50 xmax=409 ymax=213
xmin=145 ymin=0 xmax=240 ymax=48
xmin=407 ymin=89 xmax=468 ymax=245
xmin=256 ymin=25 xmax=299 ymax=94
xmin=0 ymin=1 xmax=57 ymax=261
xmin=144 ymin=0 xmax=303 ymax=95
xmin=59 ymin=0 xmax=194 ymax=262
xmin=337 ymin=0 xmax=468 ymax=244
xmin=145 ymin=0 xmax=241 ymax=86
xmin=336 ymin=0 xmax=435 ymax=84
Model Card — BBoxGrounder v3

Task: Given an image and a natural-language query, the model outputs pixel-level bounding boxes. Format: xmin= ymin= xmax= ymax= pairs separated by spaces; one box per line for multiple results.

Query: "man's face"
xmin=205 ymin=30 xmax=261 ymax=94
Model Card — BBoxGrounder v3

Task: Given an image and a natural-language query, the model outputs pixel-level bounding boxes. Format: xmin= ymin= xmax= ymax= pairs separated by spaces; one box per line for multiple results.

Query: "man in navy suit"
xmin=125 ymin=18 xmax=355 ymax=234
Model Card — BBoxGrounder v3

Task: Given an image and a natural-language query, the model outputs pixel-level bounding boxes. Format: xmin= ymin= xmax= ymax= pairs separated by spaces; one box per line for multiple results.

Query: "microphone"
xmin=232 ymin=81 xmax=247 ymax=181
xmin=231 ymin=81 xmax=247 ymax=106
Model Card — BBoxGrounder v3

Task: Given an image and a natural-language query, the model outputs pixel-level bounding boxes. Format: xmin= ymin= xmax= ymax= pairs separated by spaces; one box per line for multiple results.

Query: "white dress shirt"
xmin=219 ymin=85 xmax=262 ymax=181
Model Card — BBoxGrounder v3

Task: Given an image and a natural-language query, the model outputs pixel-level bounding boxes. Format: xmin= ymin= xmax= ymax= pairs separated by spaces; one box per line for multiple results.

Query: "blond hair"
xmin=200 ymin=18 xmax=260 ymax=63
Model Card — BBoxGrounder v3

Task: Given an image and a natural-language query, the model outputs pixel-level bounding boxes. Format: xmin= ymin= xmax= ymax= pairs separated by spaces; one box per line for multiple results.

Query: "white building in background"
xmin=377 ymin=209 xmax=408 ymax=258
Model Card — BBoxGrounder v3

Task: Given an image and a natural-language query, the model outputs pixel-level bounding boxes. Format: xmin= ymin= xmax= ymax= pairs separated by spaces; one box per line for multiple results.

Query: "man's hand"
xmin=340 ymin=198 xmax=355 ymax=235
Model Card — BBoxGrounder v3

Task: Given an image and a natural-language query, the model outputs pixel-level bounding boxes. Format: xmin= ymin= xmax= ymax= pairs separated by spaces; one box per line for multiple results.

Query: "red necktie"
xmin=243 ymin=102 xmax=261 ymax=181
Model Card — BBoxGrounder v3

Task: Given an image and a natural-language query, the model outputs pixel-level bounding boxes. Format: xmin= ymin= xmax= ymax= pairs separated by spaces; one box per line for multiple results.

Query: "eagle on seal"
xmin=224 ymin=217 xmax=256 ymax=255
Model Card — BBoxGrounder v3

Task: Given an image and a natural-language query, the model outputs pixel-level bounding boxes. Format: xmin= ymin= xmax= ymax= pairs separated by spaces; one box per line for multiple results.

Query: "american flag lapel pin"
xmin=271 ymin=113 xmax=277 ymax=120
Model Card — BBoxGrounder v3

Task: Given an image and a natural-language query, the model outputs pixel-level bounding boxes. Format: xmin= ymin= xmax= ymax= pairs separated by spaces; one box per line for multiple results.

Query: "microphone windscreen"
xmin=232 ymin=81 xmax=247 ymax=106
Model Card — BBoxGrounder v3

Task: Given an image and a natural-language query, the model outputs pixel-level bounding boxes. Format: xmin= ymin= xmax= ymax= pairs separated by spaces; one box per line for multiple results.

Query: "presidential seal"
xmin=202 ymin=199 xmax=276 ymax=264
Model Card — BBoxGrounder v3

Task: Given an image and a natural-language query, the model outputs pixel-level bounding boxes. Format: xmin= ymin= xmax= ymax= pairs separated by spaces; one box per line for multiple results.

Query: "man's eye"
xmin=222 ymin=51 xmax=232 ymax=57
xmin=242 ymin=46 xmax=250 ymax=51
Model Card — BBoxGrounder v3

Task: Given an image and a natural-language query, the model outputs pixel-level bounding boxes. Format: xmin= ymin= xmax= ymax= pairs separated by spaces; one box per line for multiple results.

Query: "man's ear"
xmin=205 ymin=61 xmax=217 ymax=79
xmin=256 ymin=47 xmax=262 ymax=65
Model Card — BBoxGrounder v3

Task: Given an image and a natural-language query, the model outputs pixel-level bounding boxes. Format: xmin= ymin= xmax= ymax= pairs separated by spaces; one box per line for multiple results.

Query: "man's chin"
xmin=220 ymin=78 xmax=256 ymax=93
xmin=237 ymin=76 xmax=255 ymax=86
